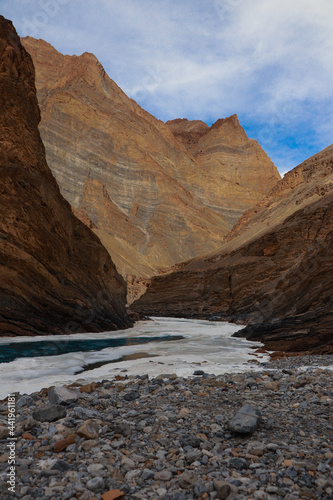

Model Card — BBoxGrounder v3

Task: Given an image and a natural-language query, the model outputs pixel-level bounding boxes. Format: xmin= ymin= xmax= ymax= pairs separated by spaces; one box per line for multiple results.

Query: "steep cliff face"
xmin=21 ymin=37 xmax=231 ymax=279
xmin=133 ymin=146 xmax=333 ymax=353
xmin=0 ymin=17 xmax=131 ymax=336
xmin=167 ymin=115 xmax=280 ymax=224
xmin=22 ymin=37 xmax=280 ymax=281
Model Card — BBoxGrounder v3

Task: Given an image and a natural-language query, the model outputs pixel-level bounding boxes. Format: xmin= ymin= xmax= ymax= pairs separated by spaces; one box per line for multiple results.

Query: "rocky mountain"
xmin=22 ymin=37 xmax=280 ymax=282
xmin=167 ymin=116 xmax=279 ymax=224
xmin=133 ymin=145 xmax=333 ymax=354
xmin=0 ymin=17 xmax=131 ymax=336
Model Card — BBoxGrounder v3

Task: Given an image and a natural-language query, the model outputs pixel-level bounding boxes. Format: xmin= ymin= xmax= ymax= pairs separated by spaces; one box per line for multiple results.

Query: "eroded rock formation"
xmin=133 ymin=146 xmax=333 ymax=354
xmin=167 ymin=116 xmax=280 ymax=224
xmin=22 ymin=37 xmax=280 ymax=282
xmin=0 ymin=17 xmax=131 ymax=336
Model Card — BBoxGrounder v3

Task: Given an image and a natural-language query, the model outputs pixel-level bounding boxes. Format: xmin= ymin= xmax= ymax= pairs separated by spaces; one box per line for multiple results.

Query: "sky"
xmin=1 ymin=0 xmax=333 ymax=175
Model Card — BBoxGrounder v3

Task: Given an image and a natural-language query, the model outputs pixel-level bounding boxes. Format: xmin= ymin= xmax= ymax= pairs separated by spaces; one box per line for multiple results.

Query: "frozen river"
xmin=0 ymin=317 xmax=269 ymax=398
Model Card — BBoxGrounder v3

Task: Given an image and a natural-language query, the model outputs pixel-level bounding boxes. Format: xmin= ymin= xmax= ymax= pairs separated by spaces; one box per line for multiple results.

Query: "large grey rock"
xmin=227 ymin=403 xmax=261 ymax=434
xmin=17 ymin=395 xmax=36 ymax=409
xmin=33 ymin=405 xmax=66 ymax=422
xmin=48 ymin=386 xmax=78 ymax=406
xmin=124 ymin=391 xmax=139 ymax=401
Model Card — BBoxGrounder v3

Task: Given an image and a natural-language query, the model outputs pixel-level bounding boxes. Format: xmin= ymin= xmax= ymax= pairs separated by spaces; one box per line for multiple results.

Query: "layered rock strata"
xmin=167 ymin=116 xmax=280 ymax=224
xmin=0 ymin=17 xmax=131 ymax=336
xmin=133 ymin=146 xmax=333 ymax=354
xmin=22 ymin=37 xmax=280 ymax=281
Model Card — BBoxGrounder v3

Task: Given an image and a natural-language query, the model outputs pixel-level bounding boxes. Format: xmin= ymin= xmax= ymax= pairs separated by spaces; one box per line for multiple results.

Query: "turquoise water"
xmin=0 ymin=335 xmax=184 ymax=364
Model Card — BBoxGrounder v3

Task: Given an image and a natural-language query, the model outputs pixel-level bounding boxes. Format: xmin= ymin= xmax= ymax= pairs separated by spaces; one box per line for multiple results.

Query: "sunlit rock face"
xmin=134 ymin=145 xmax=333 ymax=354
xmin=167 ymin=115 xmax=280 ymax=224
xmin=0 ymin=17 xmax=131 ymax=336
xmin=22 ymin=37 xmax=280 ymax=282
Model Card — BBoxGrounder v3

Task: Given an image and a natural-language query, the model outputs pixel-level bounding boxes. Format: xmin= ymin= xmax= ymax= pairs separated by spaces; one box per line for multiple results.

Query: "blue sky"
xmin=1 ymin=0 xmax=332 ymax=174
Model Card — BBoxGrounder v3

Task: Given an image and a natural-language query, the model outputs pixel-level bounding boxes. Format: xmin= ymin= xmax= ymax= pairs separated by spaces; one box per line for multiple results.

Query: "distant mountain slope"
xmin=133 ymin=145 xmax=333 ymax=353
xmin=0 ymin=17 xmax=131 ymax=336
xmin=167 ymin=116 xmax=280 ymax=224
xmin=22 ymin=37 xmax=280 ymax=281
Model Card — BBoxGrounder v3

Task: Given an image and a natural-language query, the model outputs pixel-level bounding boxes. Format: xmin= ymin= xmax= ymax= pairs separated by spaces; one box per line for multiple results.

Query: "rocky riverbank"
xmin=0 ymin=356 xmax=332 ymax=500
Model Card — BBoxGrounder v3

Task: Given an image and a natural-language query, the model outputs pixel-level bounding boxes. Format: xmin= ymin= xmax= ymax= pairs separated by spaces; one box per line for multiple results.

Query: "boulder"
xmin=227 ymin=404 xmax=261 ymax=434
xmin=48 ymin=386 xmax=78 ymax=406
xmin=33 ymin=405 xmax=66 ymax=423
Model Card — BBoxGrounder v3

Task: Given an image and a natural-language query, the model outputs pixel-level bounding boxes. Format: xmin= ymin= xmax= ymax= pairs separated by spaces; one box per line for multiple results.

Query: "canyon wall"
xmin=22 ymin=37 xmax=280 ymax=281
xmin=134 ymin=145 xmax=333 ymax=353
xmin=0 ymin=17 xmax=131 ymax=336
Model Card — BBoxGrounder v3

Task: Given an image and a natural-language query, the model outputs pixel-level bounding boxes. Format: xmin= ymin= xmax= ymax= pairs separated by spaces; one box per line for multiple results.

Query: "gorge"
xmin=0 ymin=17 xmax=331 ymax=358
xmin=0 ymin=9 xmax=332 ymax=500
xmin=21 ymin=36 xmax=280 ymax=288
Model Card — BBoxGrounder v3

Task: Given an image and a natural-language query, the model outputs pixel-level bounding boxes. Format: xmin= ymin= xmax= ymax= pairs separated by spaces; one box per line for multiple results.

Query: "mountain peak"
xmin=211 ymin=113 xmax=239 ymax=129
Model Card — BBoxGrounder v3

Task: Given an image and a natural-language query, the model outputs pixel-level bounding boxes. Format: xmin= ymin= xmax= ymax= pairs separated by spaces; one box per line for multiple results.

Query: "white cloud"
xmin=1 ymin=0 xmax=332 ymax=172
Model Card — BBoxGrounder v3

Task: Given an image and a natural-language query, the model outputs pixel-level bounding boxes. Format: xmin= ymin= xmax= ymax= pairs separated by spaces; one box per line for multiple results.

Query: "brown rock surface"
xmin=0 ymin=17 xmax=131 ymax=336
xmin=22 ymin=37 xmax=279 ymax=285
xmin=54 ymin=434 xmax=77 ymax=452
xmin=167 ymin=115 xmax=280 ymax=224
xmin=101 ymin=490 xmax=125 ymax=500
xmin=77 ymin=419 xmax=100 ymax=440
xmin=133 ymin=145 xmax=333 ymax=354
xmin=21 ymin=37 xmax=230 ymax=279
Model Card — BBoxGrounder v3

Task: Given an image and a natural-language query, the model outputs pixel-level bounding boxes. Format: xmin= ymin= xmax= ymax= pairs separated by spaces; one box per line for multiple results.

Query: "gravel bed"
xmin=0 ymin=355 xmax=332 ymax=500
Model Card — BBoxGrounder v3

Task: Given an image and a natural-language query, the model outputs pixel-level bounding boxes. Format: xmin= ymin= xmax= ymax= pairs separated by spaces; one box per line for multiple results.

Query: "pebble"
xmin=0 ymin=425 xmax=9 ymax=439
xmin=0 ymin=355 xmax=332 ymax=499
xmin=154 ymin=469 xmax=173 ymax=481
xmin=87 ymin=476 xmax=105 ymax=492
xmin=214 ymin=481 xmax=232 ymax=499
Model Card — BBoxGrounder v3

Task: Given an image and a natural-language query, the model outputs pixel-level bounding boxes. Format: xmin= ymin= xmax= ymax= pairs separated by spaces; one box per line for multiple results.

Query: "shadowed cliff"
xmin=0 ymin=17 xmax=131 ymax=336
xmin=133 ymin=145 xmax=333 ymax=354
